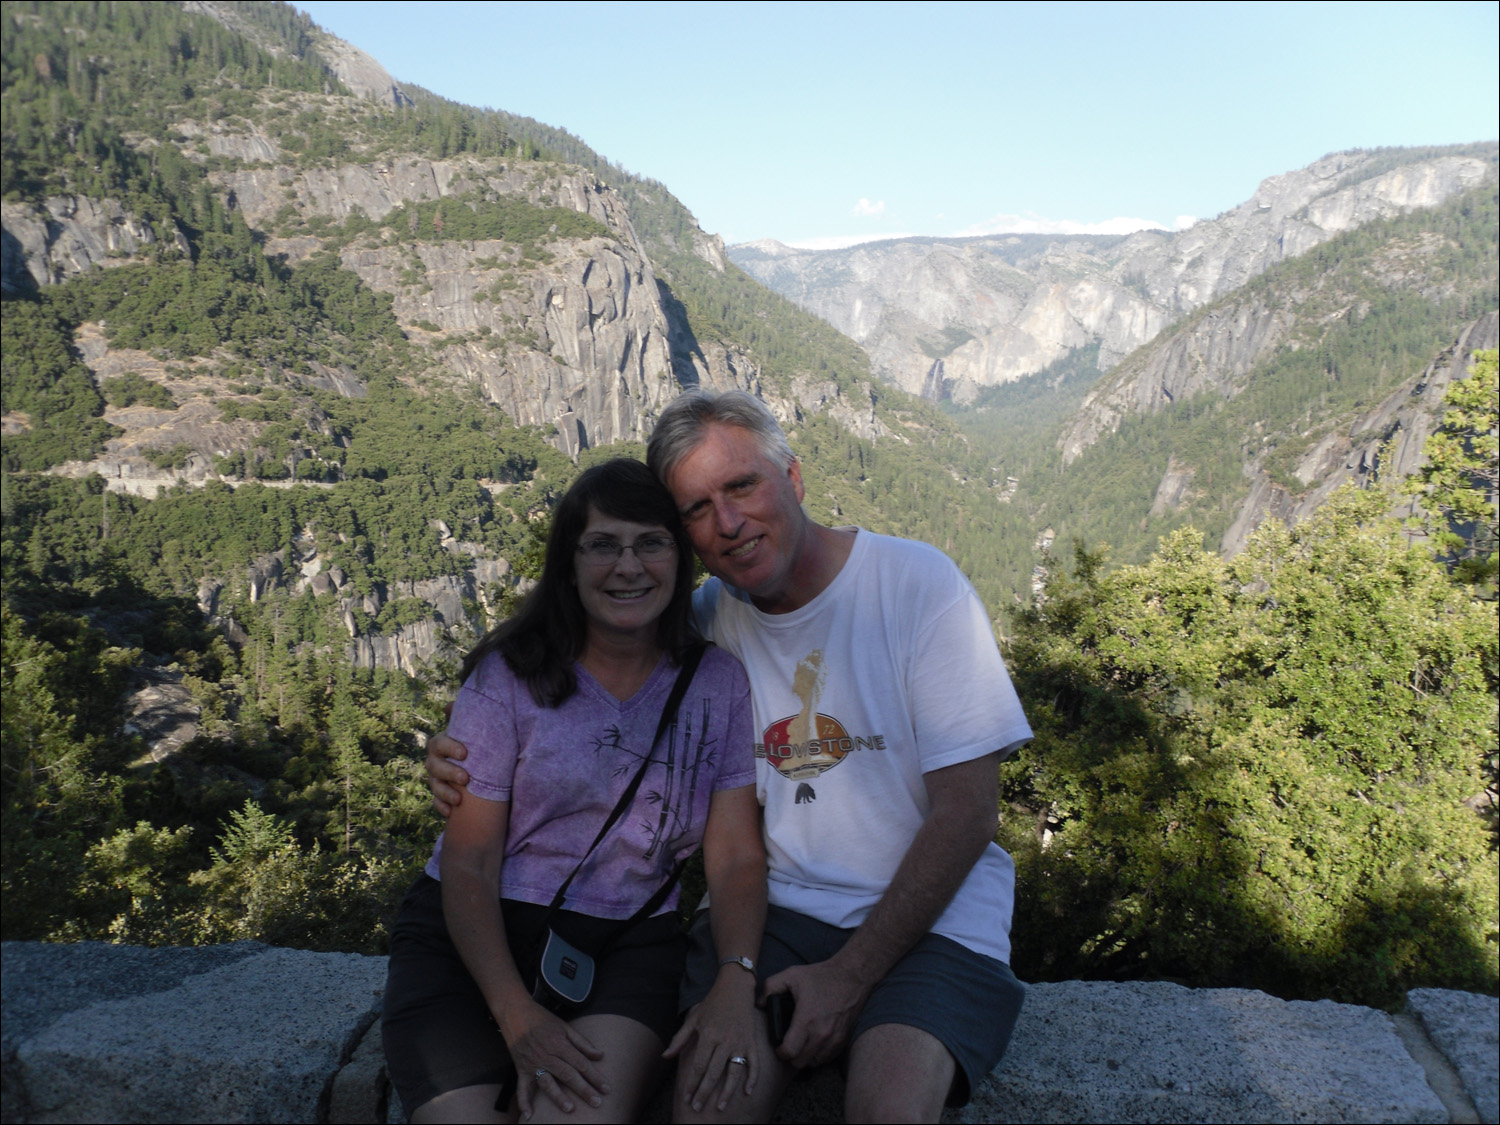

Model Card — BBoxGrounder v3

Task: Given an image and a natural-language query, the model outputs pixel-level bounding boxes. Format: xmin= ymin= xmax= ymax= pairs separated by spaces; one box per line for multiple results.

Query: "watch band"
xmin=719 ymin=955 xmax=755 ymax=975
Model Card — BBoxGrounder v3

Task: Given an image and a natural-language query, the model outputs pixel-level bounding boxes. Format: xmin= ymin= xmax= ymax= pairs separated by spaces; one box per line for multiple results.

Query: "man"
xmin=427 ymin=390 xmax=1031 ymax=1122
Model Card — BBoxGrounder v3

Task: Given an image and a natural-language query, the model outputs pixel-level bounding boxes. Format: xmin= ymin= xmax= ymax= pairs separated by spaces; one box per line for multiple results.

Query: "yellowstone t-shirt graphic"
xmin=755 ymin=650 xmax=884 ymax=800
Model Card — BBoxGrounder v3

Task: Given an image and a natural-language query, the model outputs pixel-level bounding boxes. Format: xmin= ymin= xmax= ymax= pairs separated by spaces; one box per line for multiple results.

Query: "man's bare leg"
xmin=845 ymin=1023 xmax=955 ymax=1124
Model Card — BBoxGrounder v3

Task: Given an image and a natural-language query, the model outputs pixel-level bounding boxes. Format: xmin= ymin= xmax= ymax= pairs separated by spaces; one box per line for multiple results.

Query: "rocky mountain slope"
xmin=1 ymin=0 xmax=997 ymax=713
xmin=1002 ymin=180 xmax=1500 ymax=563
xmin=731 ymin=147 xmax=1495 ymax=403
xmin=1217 ymin=310 xmax=1498 ymax=555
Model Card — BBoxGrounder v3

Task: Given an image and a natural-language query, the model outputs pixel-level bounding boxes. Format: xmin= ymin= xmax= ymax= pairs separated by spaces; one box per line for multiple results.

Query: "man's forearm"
xmin=828 ymin=754 xmax=999 ymax=993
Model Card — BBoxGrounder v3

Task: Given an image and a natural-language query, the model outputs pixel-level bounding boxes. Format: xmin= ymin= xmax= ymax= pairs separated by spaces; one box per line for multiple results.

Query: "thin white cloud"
xmin=1174 ymin=214 xmax=1199 ymax=230
xmin=956 ymin=212 xmax=1170 ymax=237
xmin=852 ymin=198 xmax=885 ymax=217
xmin=784 ymin=232 xmax=917 ymax=251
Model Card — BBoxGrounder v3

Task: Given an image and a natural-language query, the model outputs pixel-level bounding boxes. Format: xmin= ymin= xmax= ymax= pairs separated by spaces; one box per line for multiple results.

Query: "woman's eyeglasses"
xmin=576 ymin=535 xmax=677 ymax=565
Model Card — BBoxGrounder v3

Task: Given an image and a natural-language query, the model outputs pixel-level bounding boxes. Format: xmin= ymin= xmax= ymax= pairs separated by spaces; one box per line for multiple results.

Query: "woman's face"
xmin=572 ymin=507 xmax=678 ymax=644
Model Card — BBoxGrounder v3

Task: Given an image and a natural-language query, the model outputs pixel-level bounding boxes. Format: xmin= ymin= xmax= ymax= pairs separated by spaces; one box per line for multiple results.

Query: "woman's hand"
xmin=502 ymin=997 xmax=609 ymax=1118
xmin=664 ymin=969 xmax=764 ymax=1113
xmin=669 ymin=782 xmax=770 ymax=1111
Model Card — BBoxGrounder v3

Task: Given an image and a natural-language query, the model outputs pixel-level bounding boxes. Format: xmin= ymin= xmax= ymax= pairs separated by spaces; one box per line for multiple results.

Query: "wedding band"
xmin=535 ymin=1068 xmax=549 ymax=1079
xmin=728 ymin=1056 xmax=748 ymax=1066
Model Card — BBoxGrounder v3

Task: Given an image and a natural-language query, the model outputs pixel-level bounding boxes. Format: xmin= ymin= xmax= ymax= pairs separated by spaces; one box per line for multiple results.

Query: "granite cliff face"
xmin=0 ymin=196 xmax=186 ymax=295
xmin=2 ymin=152 xmax=680 ymax=457
xmin=1057 ymin=297 xmax=1298 ymax=463
xmin=731 ymin=149 xmax=1494 ymax=403
xmin=1217 ymin=311 xmax=1499 ymax=555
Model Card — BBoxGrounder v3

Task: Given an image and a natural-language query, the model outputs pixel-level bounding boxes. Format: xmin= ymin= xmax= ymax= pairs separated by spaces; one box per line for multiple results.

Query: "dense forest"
xmin=2 ymin=0 xmax=1495 ymax=1009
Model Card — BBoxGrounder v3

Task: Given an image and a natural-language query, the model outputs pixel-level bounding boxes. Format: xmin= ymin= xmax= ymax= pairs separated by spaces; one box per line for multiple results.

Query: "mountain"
xmin=729 ymin=147 xmax=1496 ymax=404
xmin=730 ymin=147 xmax=1498 ymax=570
xmin=0 ymin=0 xmax=1013 ymax=697
xmin=942 ymin=184 xmax=1498 ymax=570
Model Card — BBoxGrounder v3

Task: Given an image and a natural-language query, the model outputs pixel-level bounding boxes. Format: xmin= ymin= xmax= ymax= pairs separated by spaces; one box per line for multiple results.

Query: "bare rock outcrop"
xmin=1218 ymin=311 xmax=1499 ymax=555
xmin=208 ymin=535 xmax=529 ymax=678
xmin=1060 ymin=299 xmax=1297 ymax=463
xmin=340 ymin=234 xmax=676 ymax=449
xmin=215 ymin=158 xmax=635 ymax=246
xmin=1111 ymin=153 xmax=1493 ymax=312
xmin=311 ymin=31 xmax=414 ymax=108
xmin=171 ymin=119 xmax=280 ymax=164
xmin=123 ymin=668 xmax=202 ymax=763
xmin=1 ymin=197 xmax=179 ymax=293
xmin=48 ymin=325 xmax=339 ymax=494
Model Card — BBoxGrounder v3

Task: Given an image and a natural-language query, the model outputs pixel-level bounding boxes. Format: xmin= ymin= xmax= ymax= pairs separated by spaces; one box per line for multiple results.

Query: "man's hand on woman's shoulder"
xmin=425 ymin=730 xmax=470 ymax=817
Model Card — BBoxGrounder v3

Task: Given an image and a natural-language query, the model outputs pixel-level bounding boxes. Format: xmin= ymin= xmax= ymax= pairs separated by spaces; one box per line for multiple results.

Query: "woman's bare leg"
xmin=411 ymin=1082 xmax=513 ymax=1124
xmin=525 ymin=1015 xmax=664 ymax=1124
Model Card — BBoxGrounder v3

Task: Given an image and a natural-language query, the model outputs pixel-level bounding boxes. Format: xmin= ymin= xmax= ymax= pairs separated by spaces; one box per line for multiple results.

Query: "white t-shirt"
xmin=695 ymin=528 xmax=1032 ymax=964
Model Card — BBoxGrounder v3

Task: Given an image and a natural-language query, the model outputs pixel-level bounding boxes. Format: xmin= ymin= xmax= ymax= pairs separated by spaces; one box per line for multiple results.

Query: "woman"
xmin=383 ymin=459 xmax=766 ymax=1123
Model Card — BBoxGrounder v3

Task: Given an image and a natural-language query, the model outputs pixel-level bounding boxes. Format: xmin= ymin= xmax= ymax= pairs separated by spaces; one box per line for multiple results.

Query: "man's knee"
xmin=845 ymin=1023 xmax=955 ymax=1123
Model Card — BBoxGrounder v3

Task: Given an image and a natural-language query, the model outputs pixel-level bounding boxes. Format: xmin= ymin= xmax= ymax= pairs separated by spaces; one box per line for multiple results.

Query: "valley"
xmin=2 ymin=0 xmax=1494 ymax=1007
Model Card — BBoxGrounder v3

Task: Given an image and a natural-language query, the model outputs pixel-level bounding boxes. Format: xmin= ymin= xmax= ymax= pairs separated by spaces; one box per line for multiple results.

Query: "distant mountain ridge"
xmin=730 ymin=146 xmax=1496 ymax=407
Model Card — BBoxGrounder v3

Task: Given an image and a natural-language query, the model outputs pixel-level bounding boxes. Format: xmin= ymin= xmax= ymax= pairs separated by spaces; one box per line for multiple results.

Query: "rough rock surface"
xmin=1 ymin=942 xmax=271 ymax=1122
xmin=4 ymin=942 xmax=384 ymax=1125
xmin=1217 ymin=310 xmax=1498 ymax=555
xmin=215 ymin=157 xmax=635 ymax=246
xmin=730 ymin=151 xmax=1494 ymax=401
xmin=978 ymin=980 xmax=1447 ymax=1124
xmin=123 ymin=666 xmax=203 ymax=762
xmin=7 ymin=943 xmax=1493 ymax=1125
xmin=1 ymin=196 xmax=178 ymax=294
xmin=339 ymin=235 xmax=676 ymax=449
xmin=311 ymin=32 xmax=413 ymax=108
xmin=1408 ymin=988 xmax=1500 ymax=1124
xmin=1059 ymin=298 xmax=1297 ymax=463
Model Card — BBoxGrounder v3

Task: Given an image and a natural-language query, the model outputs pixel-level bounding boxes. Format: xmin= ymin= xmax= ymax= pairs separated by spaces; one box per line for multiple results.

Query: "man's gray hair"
xmin=647 ymin=391 xmax=796 ymax=487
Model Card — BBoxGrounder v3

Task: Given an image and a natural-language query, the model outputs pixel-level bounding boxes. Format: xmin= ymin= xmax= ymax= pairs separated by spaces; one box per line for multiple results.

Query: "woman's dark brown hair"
xmin=459 ymin=458 xmax=700 ymax=706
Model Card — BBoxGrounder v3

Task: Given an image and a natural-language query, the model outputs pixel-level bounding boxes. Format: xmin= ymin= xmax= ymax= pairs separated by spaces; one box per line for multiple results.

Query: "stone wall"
xmin=2 ymin=942 xmax=1494 ymax=1124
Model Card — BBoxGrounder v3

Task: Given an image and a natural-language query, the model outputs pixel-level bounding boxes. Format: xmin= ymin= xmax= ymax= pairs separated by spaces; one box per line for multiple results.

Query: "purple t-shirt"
xmin=426 ymin=646 xmax=755 ymax=919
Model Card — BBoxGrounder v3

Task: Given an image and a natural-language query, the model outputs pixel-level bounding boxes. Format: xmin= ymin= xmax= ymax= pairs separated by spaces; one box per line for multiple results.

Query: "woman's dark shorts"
xmin=382 ymin=874 xmax=686 ymax=1116
xmin=680 ymin=904 xmax=1026 ymax=1107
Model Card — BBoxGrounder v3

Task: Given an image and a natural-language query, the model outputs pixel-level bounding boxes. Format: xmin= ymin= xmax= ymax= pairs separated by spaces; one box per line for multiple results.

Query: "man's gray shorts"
xmin=680 ymin=904 xmax=1026 ymax=1106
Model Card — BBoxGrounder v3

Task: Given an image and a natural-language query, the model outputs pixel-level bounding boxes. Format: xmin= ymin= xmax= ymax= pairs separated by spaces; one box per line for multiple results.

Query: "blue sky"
xmin=295 ymin=1 xmax=1499 ymax=248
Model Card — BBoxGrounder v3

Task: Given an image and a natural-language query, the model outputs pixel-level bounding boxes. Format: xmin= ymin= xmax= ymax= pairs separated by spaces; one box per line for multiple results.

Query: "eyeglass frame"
xmin=574 ymin=534 xmax=679 ymax=566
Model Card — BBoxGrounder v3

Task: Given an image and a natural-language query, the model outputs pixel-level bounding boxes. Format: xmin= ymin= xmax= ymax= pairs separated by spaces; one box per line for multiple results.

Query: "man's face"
xmin=665 ymin=423 xmax=808 ymax=609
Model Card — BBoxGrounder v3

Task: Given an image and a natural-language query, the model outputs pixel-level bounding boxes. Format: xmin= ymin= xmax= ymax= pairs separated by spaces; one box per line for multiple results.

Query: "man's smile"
xmin=724 ymin=536 xmax=763 ymax=559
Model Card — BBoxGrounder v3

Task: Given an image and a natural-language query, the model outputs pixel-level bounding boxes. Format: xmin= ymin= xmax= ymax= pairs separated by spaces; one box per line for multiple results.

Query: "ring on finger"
xmin=535 ymin=1068 xmax=549 ymax=1080
xmin=728 ymin=1056 xmax=748 ymax=1067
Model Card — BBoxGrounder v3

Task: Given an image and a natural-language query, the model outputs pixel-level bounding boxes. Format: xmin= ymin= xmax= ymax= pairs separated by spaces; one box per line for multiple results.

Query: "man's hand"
xmin=424 ymin=731 xmax=471 ymax=817
xmin=761 ymin=958 xmax=870 ymax=1069
xmin=758 ymin=754 xmax=1001 ymax=1072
